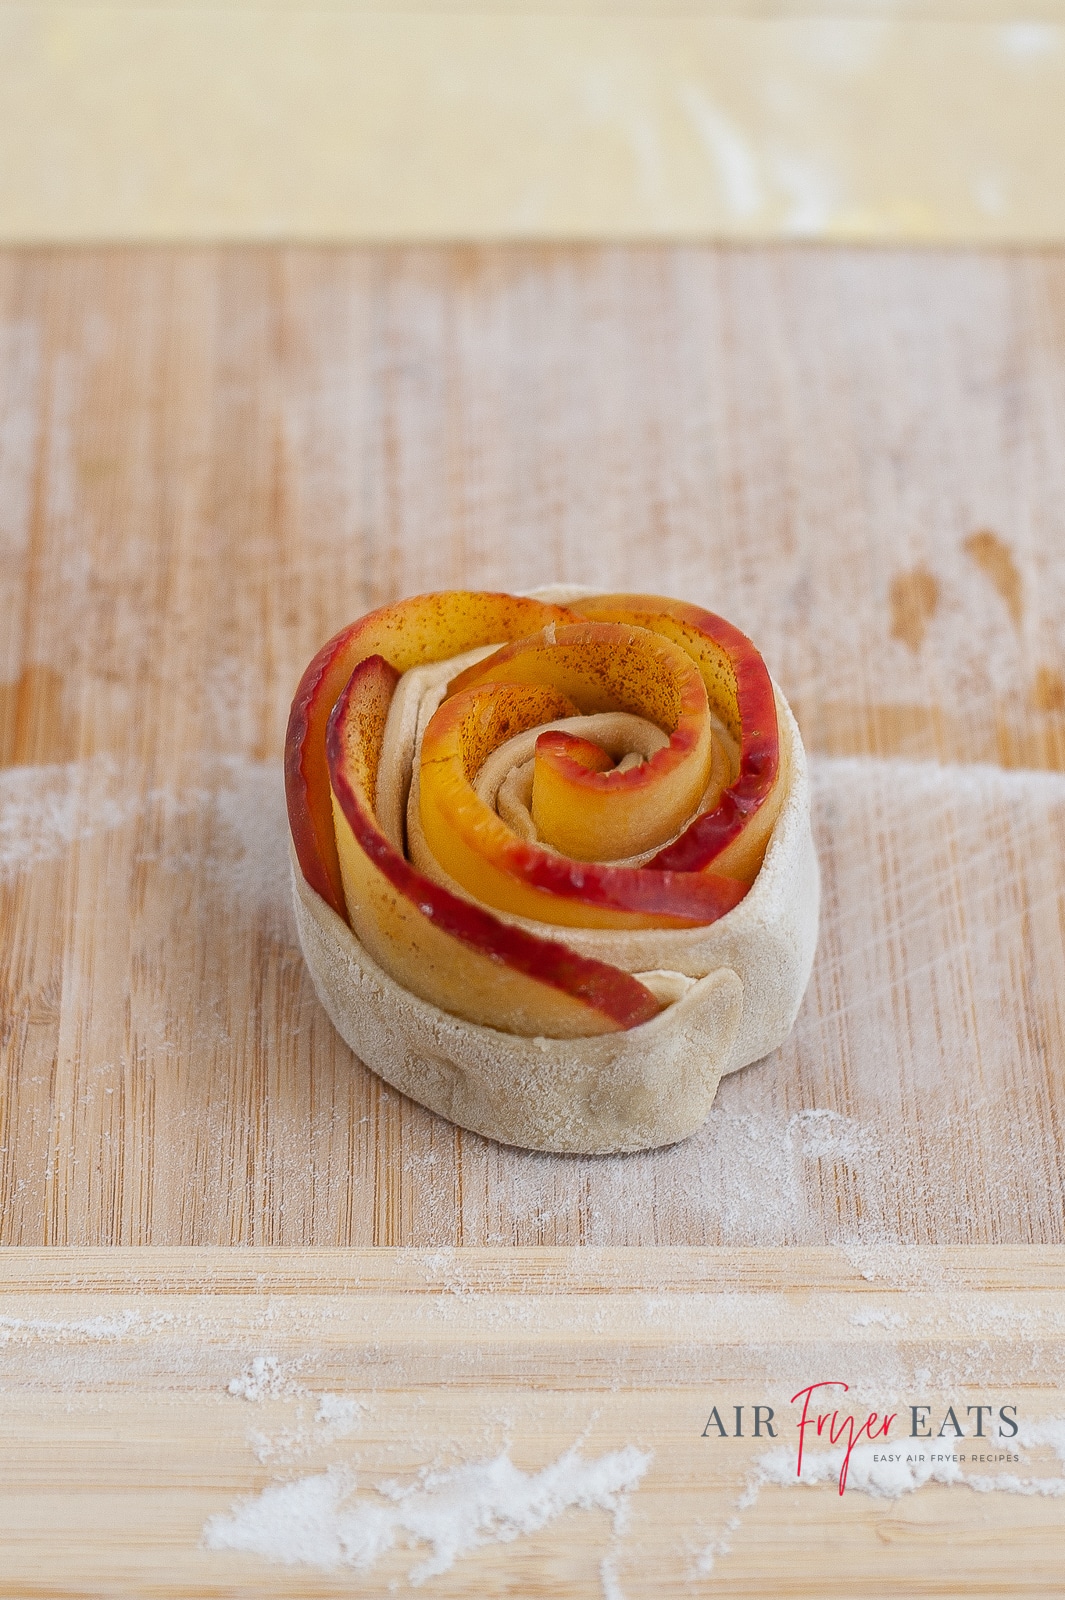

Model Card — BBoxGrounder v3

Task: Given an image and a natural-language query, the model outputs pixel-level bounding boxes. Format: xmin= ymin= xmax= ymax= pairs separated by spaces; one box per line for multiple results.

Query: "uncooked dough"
xmin=291 ymin=588 xmax=819 ymax=1153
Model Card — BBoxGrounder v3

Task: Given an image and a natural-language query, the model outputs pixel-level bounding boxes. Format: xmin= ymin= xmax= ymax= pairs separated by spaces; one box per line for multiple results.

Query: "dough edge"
xmin=290 ymin=590 xmax=819 ymax=1154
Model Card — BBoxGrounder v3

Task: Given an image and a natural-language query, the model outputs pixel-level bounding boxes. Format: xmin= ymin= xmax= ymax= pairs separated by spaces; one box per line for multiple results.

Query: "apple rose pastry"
xmin=286 ymin=587 xmax=818 ymax=1153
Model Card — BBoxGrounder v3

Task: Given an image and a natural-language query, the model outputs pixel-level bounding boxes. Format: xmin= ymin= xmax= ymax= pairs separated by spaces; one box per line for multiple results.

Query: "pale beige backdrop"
xmin=2 ymin=0 xmax=1065 ymax=241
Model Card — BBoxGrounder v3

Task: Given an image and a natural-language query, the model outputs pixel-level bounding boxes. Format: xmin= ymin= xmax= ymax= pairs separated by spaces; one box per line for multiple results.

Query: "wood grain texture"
xmin=1 ymin=245 xmax=1064 ymax=1247
xmin=1 ymin=1247 xmax=1065 ymax=1596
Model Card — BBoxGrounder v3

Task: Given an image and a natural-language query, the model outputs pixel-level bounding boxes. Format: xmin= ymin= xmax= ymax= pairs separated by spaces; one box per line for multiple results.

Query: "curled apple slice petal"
xmin=570 ymin=595 xmax=784 ymax=883
xmin=326 ymin=655 xmax=662 ymax=1037
xmin=287 ymin=587 xmax=793 ymax=1043
xmin=286 ymin=590 xmax=576 ymax=917
xmin=446 ymin=621 xmax=715 ymax=863
xmin=418 ymin=678 xmax=745 ymax=930
xmin=417 ymin=622 xmax=746 ymax=929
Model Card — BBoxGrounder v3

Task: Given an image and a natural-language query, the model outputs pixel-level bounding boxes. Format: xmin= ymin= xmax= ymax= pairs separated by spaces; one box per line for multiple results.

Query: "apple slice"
xmin=446 ymin=620 xmax=715 ymax=863
xmin=289 ymin=591 xmax=784 ymax=1041
xmin=326 ymin=655 xmax=663 ymax=1037
xmin=570 ymin=595 xmax=784 ymax=883
xmin=419 ymin=627 xmax=746 ymax=929
xmin=286 ymin=590 xmax=576 ymax=917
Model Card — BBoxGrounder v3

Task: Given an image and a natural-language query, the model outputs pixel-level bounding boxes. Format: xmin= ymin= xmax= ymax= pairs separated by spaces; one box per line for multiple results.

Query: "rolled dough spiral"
xmin=287 ymin=585 xmax=819 ymax=1152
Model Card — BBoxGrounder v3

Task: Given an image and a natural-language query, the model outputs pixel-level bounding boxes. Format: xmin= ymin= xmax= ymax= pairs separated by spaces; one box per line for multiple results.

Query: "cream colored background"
xmin=3 ymin=1 xmax=1065 ymax=240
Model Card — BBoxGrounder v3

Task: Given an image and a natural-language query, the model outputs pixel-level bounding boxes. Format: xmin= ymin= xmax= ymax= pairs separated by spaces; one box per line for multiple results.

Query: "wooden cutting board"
xmin=1 ymin=243 xmax=1063 ymax=1250
xmin=2 ymin=1246 xmax=1065 ymax=1597
xmin=1 ymin=244 xmax=1064 ymax=1586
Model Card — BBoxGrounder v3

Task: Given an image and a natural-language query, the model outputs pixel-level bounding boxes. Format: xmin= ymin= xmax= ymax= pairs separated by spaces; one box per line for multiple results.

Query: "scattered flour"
xmin=849 ymin=1308 xmax=907 ymax=1329
xmin=697 ymin=1425 xmax=1065 ymax=1573
xmin=248 ymin=1394 xmax=368 ymax=1465
xmin=0 ymin=1309 xmax=168 ymax=1343
xmin=227 ymin=1357 xmax=308 ymax=1402
xmin=695 ymin=1518 xmax=742 ymax=1575
xmin=314 ymin=1393 xmax=367 ymax=1438
xmin=599 ymin=1550 xmax=628 ymax=1600
xmin=225 ymin=1361 xmax=367 ymax=1462
xmin=838 ymin=1243 xmax=962 ymax=1289
xmin=755 ymin=1442 xmax=965 ymax=1498
xmin=965 ymin=1471 xmax=1065 ymax=1498
xmin=0 ymin=759 xmax=142 ymax=875
xmin=204 ymin=757 xmax=292 ymax=923
xmin=0 ymin=753 xmax=290 ymax=925
xmin=1018 ymin=1415 xmax=1065 ymax=1472
xmin=203 ymin=1443 xmax=651 ymax=1586
xmin=755 ymin=1440 xmax=1065 ymax=1501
